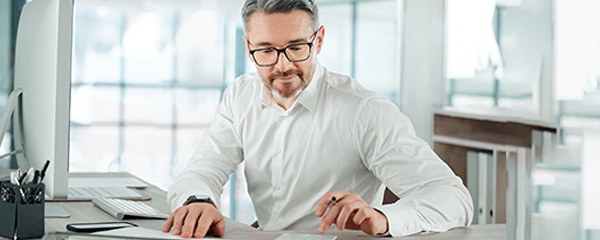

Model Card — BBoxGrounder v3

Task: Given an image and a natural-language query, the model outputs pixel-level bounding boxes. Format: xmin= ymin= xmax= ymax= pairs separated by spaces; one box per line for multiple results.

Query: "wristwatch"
xmin=185 ymin=195 xmax=215 ymax=207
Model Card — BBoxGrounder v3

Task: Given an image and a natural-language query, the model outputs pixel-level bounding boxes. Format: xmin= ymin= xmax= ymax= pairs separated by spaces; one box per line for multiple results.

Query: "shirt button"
xmin=273 ymin=216 xmax=279 ymax=222
xmin=276 ymin=148 xmax=282 ymax=154
xmin=276 ymin=185 xmax=281 ymax=190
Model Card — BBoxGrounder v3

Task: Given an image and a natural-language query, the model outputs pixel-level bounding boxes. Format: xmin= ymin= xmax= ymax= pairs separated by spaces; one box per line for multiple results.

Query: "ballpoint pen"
xmin=32 ymin=170 xmax=40 ymax=184
xmin=40 ymin=160 xmax=50 ymax=181
xmin=17 ymin=172 xmax=27 ymax=185
xmin=327 ymin=196 xmax=337 ymax=212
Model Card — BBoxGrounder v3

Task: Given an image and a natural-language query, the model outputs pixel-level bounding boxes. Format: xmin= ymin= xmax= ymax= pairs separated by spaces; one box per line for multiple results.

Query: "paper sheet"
xmin=275 ymin=233 xmax=337 ymax=240
xmin=93 ymin=227 xmax=182 ymax=239
xmin=90 ymin=218 xmax=257 ymax=240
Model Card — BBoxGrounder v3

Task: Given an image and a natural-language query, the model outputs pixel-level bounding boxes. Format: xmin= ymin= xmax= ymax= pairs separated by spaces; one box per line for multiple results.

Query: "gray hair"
xmin=242 ymin=0 xmax=320 ymax=35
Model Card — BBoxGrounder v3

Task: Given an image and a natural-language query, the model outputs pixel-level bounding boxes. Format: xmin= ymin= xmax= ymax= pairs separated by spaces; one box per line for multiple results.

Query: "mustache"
xmin=268 ymin=69 xmax=304 ymax=82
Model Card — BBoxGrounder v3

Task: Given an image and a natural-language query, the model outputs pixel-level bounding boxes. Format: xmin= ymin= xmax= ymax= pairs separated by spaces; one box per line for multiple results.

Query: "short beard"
xmin=265 ymin=69 xmax=308 ymax=99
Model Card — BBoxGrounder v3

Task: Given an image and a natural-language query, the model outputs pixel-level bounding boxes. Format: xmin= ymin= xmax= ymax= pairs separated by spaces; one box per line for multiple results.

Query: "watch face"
xmin=187 ymin=195 xmax=212 ymax=205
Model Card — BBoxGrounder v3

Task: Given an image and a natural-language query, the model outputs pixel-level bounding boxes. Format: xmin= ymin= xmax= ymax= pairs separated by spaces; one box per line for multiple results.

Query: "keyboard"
xmin=92 ymin=197 xmax=170 ymax=220
xmin=68 ymin=186 xmax=143 ymax=200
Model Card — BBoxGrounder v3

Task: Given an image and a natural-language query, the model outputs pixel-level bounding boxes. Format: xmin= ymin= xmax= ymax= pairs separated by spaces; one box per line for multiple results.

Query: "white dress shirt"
xmin=168 ymin=61 xmax=473 ymax=236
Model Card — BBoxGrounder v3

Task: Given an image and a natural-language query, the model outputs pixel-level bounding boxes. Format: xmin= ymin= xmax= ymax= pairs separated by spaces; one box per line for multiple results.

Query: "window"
xmin=69 ymin=0 xmax=247 ymax=222
xmin=1 ymin=0 xmax=400 ymax=225
xmin=445 ymin=0 xmax=552 ymax=114
xmin=445 ymin=0 xmax=600 ymax=129
xmin=319 ymin=0 xmax=399 ymax=105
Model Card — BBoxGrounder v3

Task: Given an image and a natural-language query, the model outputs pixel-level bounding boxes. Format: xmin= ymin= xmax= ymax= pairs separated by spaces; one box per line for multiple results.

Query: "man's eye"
xmin=258 ymin=49 xmax=274 ymax=54
xmin=289 ymin=47 xmax=303 ymax=51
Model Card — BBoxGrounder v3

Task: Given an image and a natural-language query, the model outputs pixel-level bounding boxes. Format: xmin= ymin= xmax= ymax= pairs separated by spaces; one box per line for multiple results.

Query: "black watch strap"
xmin=185 ymin=195 xmax=215 ymax=207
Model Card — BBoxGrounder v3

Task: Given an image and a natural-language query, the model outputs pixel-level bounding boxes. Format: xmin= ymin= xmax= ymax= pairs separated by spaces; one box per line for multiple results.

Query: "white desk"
xmin=1 ymin=171 xmax=506 ymax=239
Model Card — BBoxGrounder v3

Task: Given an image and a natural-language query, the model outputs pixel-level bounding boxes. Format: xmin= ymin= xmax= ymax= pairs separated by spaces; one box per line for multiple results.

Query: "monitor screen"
xmin=13 ymin=0 xmax=73 ymax=199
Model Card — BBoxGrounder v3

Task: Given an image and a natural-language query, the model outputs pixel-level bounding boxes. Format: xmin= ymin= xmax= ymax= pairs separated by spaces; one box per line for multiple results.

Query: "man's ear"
xmin=243 ymin=35 xmax=254 ymax=62
xmin=315 ymin=26 xmax=325 ymax=54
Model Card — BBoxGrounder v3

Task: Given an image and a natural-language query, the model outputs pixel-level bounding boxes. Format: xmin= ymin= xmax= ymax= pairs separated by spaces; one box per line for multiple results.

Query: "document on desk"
xmin=43 ymin=230 xmax=223 ymax=240
xmin=275 ymin=233 xmax=337 ymax=240
xmin=92 ymin=227 xmax=182 ymax=239
xmin=79 ymin=218 xmax=257 ymax=240
xmin=42 ymin=218 xmax=259 ymax=239
xmin=92 ymin=226 xmax=252 ymax=239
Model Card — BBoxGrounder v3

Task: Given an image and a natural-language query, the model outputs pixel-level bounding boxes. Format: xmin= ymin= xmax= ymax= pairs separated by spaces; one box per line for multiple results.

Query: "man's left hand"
xmin=315 ymin=191 xmax=388 ymax=235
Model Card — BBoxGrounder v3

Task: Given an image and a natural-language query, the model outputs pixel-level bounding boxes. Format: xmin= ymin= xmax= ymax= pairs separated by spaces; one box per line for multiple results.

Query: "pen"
xmin=18 ymin=172 xmax=27 ymax=185
xmin=32 ymin=170 xmax=40 ymax=184
xmin=40 ymin=160 xmax=50 ymax=181
xmin=328 ymin=196 xmax=337 ymax=210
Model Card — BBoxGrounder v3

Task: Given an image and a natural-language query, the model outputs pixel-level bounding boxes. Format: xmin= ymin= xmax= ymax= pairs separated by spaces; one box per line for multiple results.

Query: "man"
xmin=163 ymin=0 xmax=473 ymax=238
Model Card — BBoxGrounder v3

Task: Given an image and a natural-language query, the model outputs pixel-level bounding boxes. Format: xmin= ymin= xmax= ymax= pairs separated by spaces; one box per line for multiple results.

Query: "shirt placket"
xmin=269 ymin=108 xmax=291 ymax=225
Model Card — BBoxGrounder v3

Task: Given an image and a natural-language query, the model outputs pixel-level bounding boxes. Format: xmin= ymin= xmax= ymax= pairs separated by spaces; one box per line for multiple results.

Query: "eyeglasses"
xmin=248 ymin=30 xmax=318 ymax=67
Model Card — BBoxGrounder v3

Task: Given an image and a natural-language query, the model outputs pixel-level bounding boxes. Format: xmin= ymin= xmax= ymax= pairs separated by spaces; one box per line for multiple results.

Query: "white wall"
xmin=399 ymin=0 xmax=446 ymax=144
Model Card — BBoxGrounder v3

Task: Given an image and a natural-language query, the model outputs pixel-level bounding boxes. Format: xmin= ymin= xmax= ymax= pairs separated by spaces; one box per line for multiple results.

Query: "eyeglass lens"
xmin=253 ymin=44 xmax=311 ymax=66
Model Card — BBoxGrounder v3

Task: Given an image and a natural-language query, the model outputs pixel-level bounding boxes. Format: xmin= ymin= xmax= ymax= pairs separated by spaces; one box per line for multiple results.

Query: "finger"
xmin=315 ymin=192 xmax=334 ymax=217
xmin=352 ymin=208 xmax=370 ymax=227
xmin=212 ymin=218 xmax=226 ymax=237
xmin=171 ymin=208 xmax=189 ymax=235
xmin=336 ymin=201 xmax=361 ymax=230
xmin=181 ymin=209 xmax=202 ymax=238
xmin=318 ymin=202 xmax=342 ymax=233
xmin=162 ymin=211 xmax=176 ymax=233
xmin=193 ymin=212 xmax=214 ymax=238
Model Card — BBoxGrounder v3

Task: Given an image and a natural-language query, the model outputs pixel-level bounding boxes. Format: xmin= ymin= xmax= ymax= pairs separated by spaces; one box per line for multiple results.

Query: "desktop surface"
xmin=1 ymin=172 xmax=505 ymax=240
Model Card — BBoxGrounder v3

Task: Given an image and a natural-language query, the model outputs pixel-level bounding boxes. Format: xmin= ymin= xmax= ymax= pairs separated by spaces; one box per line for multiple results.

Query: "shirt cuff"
xmin=374 ymin=202 xmax=421 ymax=237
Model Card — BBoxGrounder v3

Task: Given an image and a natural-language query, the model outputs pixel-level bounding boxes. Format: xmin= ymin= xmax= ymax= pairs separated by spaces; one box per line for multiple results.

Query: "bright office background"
xmin=0 ymin=0 xmax=599 ymax=235
xmin=0 ymin=0 xmax=399 ymax=225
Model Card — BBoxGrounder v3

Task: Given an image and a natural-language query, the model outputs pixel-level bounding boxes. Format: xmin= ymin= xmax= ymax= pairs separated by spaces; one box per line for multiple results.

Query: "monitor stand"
xmin=0 ymin=168 xmax=13 ymax=181
xmin=0 ymin=88 xmax=24 ymax=165
xmin=45 ymin=205 xmax=70 ymax=218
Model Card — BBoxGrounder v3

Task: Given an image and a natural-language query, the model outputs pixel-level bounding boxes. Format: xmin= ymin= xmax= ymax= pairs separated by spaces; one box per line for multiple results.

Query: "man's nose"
xmin=273 ymin=51 xmax=294 ymax=72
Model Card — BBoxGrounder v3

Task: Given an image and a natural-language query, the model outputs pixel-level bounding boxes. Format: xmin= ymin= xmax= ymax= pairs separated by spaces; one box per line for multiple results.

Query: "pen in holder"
xmin=0 ymin=181 xmax=45 ymax=239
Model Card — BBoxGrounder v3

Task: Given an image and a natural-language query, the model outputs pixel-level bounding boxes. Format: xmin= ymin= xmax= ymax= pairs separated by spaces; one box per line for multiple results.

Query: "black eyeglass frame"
xmin=247 ymin=29 xmax=319 ymax=67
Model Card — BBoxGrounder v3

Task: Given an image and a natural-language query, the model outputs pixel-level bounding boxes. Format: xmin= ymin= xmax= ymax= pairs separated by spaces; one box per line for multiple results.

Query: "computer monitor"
xmin=12 ymin=0 xmax=73 ymax=199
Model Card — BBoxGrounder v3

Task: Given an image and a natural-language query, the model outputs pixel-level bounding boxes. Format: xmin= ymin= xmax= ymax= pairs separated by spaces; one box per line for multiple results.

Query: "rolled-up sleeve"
xmin=354 ymin=97 xmax=473 ymax=237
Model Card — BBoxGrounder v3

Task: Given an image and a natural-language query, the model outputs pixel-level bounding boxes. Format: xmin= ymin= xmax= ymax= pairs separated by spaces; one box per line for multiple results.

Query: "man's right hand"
xmin=162 ymin=202 xmax=226 ymax=238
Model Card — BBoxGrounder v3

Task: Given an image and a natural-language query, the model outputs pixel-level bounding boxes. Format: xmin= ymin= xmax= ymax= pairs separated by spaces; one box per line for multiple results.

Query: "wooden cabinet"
xmin=431 ymin=108 xmax=558 ymax=224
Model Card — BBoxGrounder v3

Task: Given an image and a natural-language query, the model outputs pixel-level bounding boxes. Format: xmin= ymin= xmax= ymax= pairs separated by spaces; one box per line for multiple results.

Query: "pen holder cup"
xmin=0 ymin=181 xmax=45 ymax=239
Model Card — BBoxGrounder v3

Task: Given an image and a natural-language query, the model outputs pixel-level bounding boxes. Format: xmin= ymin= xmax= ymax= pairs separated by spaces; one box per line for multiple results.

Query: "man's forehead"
xmin=246 ymin=10 xmax=314 ymax=45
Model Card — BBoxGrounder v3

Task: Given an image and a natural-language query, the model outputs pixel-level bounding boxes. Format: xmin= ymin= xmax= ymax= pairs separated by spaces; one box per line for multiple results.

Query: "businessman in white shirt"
xmin=163 ymin=0 xmax=473 ymax=238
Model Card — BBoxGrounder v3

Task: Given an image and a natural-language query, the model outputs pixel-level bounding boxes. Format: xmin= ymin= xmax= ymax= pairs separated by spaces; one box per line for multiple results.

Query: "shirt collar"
xmin=258 ymin=60 xmax=324 ymax=114
xmin=296 ymin=60 xmax=323 ymax=114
